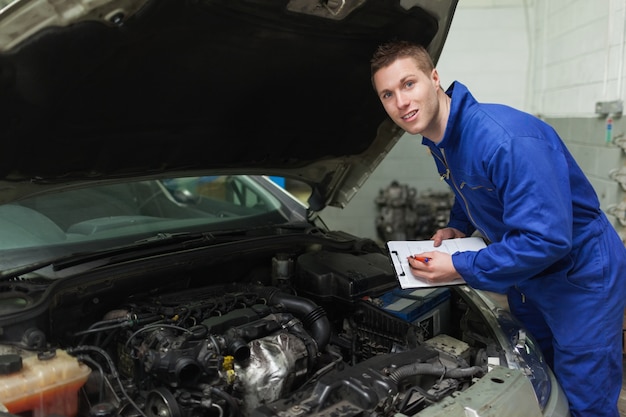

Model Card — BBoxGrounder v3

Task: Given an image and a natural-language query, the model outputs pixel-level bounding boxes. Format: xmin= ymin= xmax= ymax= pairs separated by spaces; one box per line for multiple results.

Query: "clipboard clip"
xmin=391 ymin=250 xmax=406 ymax=276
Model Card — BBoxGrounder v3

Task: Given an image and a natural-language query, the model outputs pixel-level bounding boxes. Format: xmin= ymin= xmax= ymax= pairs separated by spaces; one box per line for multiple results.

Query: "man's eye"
xmin=405 ymin=81 xmax=414 ymax=88
xmin=382 ymin=92 xmax=392 ymax=99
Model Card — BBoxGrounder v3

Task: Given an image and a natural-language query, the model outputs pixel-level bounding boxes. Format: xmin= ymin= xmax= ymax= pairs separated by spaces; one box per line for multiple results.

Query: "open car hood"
xmin=0 ymin=0 xmax=457 ymax=210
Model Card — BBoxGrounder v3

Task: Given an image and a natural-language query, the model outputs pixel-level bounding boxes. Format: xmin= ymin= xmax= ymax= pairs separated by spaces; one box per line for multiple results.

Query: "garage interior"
xmin=304 ymin=0 xmax=626 ymax=415
xmin=0 ymin=0 xmax=624 ymax=415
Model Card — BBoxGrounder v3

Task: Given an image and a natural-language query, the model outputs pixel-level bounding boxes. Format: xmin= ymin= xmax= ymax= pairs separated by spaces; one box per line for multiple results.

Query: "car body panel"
xmin=0 ymin=0 xmax=456 ymax=210
xmin=414 ymin=366 xmax=543 ymax=417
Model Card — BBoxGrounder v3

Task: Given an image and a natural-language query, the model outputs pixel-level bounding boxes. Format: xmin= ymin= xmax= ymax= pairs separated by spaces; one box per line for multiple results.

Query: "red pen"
xmin=410 ymin=255 xmax=430 ymax=263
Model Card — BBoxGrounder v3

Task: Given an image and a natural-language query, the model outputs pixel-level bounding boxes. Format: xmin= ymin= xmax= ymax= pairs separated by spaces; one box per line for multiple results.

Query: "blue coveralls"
xmin=422 ymin=81 xmax=626 ymax=417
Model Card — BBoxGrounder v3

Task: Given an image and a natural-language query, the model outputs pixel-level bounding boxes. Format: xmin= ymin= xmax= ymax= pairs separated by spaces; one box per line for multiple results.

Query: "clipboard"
xmin=386 ymin=237 xmax=486 ymax=289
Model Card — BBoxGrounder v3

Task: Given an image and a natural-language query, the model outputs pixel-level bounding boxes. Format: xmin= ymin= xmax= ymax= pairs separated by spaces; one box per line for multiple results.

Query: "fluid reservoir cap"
xmin=37 ymin=349 xmax=57 ymax=361
xmin=0 ymin=354 xmax=22 ymax=375
xmin=90 ymin=402 xmax=117 ymax=417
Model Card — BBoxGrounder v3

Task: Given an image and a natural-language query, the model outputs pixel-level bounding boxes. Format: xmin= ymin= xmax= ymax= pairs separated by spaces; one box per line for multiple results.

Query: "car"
xmin=0 ymin=1 xmax=571 ymax=417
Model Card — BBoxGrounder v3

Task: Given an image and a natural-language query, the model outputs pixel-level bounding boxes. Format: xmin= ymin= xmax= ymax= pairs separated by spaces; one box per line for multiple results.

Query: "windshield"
xmin=0 ymin=175 xmax=307 ymax=257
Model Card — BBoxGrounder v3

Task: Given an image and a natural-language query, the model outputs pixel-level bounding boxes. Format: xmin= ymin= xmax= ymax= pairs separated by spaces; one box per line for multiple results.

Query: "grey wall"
xmin=545 ymin=116 xmax=625 ymax=231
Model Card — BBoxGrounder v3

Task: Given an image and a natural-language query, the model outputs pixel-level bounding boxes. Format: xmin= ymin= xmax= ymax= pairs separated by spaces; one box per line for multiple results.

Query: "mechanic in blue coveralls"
xmin=370 ymin=40 xmax=626 ymax=417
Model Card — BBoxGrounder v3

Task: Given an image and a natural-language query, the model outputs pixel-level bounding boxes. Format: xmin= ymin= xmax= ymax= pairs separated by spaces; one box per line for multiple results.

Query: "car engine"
xmin=0 ymin=242 xmax=501 ymax=417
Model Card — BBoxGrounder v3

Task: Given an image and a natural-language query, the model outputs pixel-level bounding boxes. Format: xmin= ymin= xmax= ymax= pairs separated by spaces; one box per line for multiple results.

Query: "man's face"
xmin=373 ymin=56 xmax=441 ymax=136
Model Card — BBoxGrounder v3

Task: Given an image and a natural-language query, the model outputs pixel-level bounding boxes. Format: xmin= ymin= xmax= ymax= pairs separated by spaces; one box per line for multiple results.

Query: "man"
xmin=370 ymin=40 xmax=626 ymax=417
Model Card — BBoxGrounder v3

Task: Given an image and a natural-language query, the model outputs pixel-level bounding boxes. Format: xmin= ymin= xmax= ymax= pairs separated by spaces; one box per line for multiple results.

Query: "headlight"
xmin=497 ymin=311 xmax=552 ymax=410
xmin=466 ymin=288 xmax=552 ymax=411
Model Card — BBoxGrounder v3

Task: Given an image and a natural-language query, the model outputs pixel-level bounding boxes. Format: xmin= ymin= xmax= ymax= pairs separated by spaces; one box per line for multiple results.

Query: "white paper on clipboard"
xmin=386 ymin=237 xmax=486 ymax=289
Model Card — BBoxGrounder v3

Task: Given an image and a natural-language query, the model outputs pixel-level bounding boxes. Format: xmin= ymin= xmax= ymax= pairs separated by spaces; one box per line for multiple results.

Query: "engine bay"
xmin=0 ymin=241 xmax=506 ymax=417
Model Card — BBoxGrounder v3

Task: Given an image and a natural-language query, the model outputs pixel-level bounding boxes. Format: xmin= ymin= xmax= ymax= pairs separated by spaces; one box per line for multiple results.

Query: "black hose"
xmin=210 ymin=387 xmax=241 ymax=417
xmin=251 ymin=286 xmax=331 ymax=350
xmin=388 ymin=362 xmax=484 ymax=385
xmin=76 ymin=355 xmax=106 ymax=403
xmin=67 ymin=345 xmax=148 ymax=417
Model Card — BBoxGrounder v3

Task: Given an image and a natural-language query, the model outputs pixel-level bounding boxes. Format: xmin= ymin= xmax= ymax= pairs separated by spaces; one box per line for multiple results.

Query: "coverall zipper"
xmin=432 ymin=148 xmax=492 ymax=242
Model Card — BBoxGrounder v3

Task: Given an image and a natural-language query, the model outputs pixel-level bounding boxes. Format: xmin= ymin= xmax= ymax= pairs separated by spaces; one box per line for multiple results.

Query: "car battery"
xmin=379 ymin=287 xmax=451 ymax=339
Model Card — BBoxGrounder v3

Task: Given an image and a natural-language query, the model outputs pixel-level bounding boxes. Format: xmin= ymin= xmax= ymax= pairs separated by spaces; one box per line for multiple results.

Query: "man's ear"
xmin=431 ymin=68 xmax=441 ymax=89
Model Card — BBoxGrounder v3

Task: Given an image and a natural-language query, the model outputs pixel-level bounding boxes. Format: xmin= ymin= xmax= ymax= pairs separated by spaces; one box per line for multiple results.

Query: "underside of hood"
xmin=0 ymin=0 xmax=457 ymax=210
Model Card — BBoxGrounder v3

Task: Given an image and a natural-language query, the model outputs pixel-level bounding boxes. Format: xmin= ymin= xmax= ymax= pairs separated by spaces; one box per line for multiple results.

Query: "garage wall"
xmin=524 ymin=0 xmax=626 ymax=240
xmin=320 ymin=0 xmax=626 ymax=244
xmin=529 ymin=0 xmax=626 ymax=116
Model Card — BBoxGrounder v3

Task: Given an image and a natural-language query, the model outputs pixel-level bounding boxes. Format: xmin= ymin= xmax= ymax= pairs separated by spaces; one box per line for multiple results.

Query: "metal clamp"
xmin=609 ymin=167 xmax=626 ymax=191
xmin=607 ymin=201 xmax=626 ymax=227
xmin=613 ymin=133 xmax=626 ymax=153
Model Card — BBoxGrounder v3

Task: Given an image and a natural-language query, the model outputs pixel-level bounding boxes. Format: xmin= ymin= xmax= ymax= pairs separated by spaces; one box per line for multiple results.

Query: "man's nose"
xmin=395 ymin=92 xmax=409 ymax=108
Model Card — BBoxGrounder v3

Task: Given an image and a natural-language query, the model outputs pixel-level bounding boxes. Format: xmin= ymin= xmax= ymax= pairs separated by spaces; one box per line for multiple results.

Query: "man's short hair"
xmin=370 ymin=41 xmax=434 ymax=87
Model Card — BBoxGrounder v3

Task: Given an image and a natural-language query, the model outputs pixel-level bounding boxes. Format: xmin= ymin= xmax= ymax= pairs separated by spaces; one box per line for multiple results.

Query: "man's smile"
xmin=402 ymin=110 xmax=418 ymax=121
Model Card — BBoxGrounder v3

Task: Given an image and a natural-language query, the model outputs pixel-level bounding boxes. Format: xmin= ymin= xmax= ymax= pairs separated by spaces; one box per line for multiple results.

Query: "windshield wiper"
xmin=55 ymin=232 xmax=219 ymax=270
xmin=0 ymin=259 xmax=60 ymax=282
xmin=0 ymin=224 xmax=316 ymax=282
xmin=0 ymin=232 xmax=215 ymax=282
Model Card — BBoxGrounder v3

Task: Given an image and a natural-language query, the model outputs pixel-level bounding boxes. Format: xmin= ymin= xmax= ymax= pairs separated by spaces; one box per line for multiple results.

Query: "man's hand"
xmin=406 ymin=251 xmax=461 ymax=285
xmin=406 ymin=227 xmax=466 ymax=285
xmin=431 ymin=227 xmax=466 ymax=247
